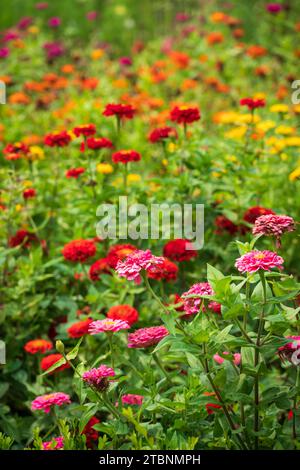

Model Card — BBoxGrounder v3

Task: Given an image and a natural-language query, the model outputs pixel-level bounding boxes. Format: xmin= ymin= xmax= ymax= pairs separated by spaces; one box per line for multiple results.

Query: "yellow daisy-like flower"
xmin=15 ymin=204 xmax=23 ymax=212
xmin=289 ymin=167 xmax=300 ymax=181
xmin=127 ymin=174 xmax=141 ymax=183
xmin=224 ymin=126 xmax=247 ymax=139
xmin=275 ymin=125 xmax=295 ymax=135
xmin=96 ymin=163 xmax=113 ymax=174
xmin=23 ymin=180 xmax=33 ymax=188
xmin=270 ymin=104 xmax=289 ymax=113
xmin=284 ymin=137 xmax=300 ymax=147
xmin=238 ymin=114 xmax=260 ymax=124
xmin=28 ymin=146 xmax=45 ymax=161
xmin=256 ymin=120 xmax=276 ymax=132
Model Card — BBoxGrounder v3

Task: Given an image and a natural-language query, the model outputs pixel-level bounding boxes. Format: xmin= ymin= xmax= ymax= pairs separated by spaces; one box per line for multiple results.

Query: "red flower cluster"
xmin=67 ymin=318 xmax=93 ymax=338
xmin=3 ymin=142 xmax=29 ymax=160
xmin=243 ymin=206 xmax=275 ymax=224
xmin=62 ymin=239 xmax=96 ymax=263
xmin=89 ymin=258 xmax=111 ymax=280
xmin=148 ymin=126 xmax=177 ymax=143
xmin=106 ymin=304 xmax=139 ymax=326
xmin=106 ymin=244 xmax=137 ymax=268
xmin=147 ymin=257 xmax=178 ymax=281
xmin=163 ymin=239 xmax=197 ymax=262
xmin=112 ymin=149 xmax=141 ymax=164
xmin=40 ymin=354 xmax=70 ymax=373
xmin=44 ymin=131 xmax=71 ymax=147
xmin=240 ymin=97 xmax=266 ymax=110
xmin=103 ymin=103 xmax=135 ymax=120
xmin=65 ymin=167 xmax=85 ymax=178
xmin=170 ymin=105 xmax=201 ymax=124
xmin=9 ymin=229 xmax=38 ymax=248
xmin=73 ymin=124 xmax=96 ymax=137
xmin=23 ymin=188 xmax=36 ymax=199
xmin=82 ymin=416 xmax=100 ymax=448
xmin=86 ymin=137 xmax=113 ymax=150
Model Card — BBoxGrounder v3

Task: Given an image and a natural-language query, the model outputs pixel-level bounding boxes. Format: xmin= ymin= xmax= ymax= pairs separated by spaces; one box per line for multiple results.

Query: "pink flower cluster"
xmin=182 ymin=282 xmax=214 ymax=315
xmin=252 ymin=214 xmax=295 ymax=240
xmin=42 ymin=436 xmax=64 ymax=450
xmin=82 ymin=365 xmax=115 ymax=391
xmin=116 ymin=249 xmax=164 ymax=284
xmin=235 ymin=250 xmax=284 ymax=273
xmin=128 ymin=326 xmax=169 ymax=348
xmin=31 ymin=392 xmax=71 ymax=413
xmin=121 ymin=394 xmax=144 ymax=406
xmin=88 ymin=319 xmax=130 ymax=334
xmin=278 ymin=336 xmax=300 ymax=365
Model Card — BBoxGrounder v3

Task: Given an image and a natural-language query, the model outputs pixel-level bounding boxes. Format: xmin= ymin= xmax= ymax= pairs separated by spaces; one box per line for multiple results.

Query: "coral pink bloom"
xmin=88 ymin=319 xmax=130 ymax=334
xmin=213 ymin=352 xmax=241 ymax=366
xmin=42 ymin=436 xmax=64 ymax=450
xmin=82 ymin=365 xmax=115 ymax=391
xmin=235 ymin=250 xmax=284 ymax=273
xmin=128 ymin=326 xmax=169 ymax=348
xmin=31 ymin=392 xmax=71 ymax=413
xmin=121 ymin=394 xmax=144 ymax=406
xmin=182 ymin=282 xmax=214 ymax=316
xmin=116 ymin=249 xmax=164 ymax=284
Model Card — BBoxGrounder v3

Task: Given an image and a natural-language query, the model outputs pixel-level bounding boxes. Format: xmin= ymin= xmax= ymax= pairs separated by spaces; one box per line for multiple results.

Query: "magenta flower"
xmin=86 ymin=11 xmax=98 ymax=21
xmin=0 ymin=48 xmax=9 ymax=59
xmin=121 ymin=394 xmax=144 ymax=406
xmin=42 ymin=436 xmax=64 ymax=450
xmin=278 ymin=336 xmax=300 ymax=365
xmin=235 ymin=250 xmax=284 ymax=273
xmin=213 ymin=352 xmax=241 ymax=366
xmin=116 ymin=249 xmax=164 ymax=284
xmin=31 ymin=392 xmax=71 ymax=413
xmin=252 ymin=214 xmax=295 ymax=246
xmin=88 ymin=319 xmax=130 ymax=334
xmin=266 ymin=3 xmax=283 ymax=14
xmin=182 ymin=282 xmax=214 ymax=316
xmin=48 ymin=17 xmax=61 ymax=28
xmin=128 ymin=326 xmax=169 ymax=348
xmin=82 ymin=365 xmax=115 ymax=391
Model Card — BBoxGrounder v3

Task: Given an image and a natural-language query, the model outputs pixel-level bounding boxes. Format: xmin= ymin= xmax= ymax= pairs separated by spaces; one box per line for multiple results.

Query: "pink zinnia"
xmin=116 ymin=249 xmax=164 ymax=284
xmin=252 ymin=214 xmax=295 ymax=243
xmin=88 ymin=319 xmax=130 ymax=334
xmin=128 ymin=326 xmax=169 ymax=348
xmin=266 ymin=3 xmax=283 ymax=14
xmin=121 ymin=394 xmax=144 ymax=406
xmin=213 ymin=352 xmax=241 ymax=366
xmin=278 ymin=336 xmax=300 ymax=365
xmin=42 ymin=436 xmax=64 ymax=450
xmin=82 ymin=365 xmax=115 ymax=391
xmin=235 ymin=250 xmax=284 ymax=273
xmin=31 ymin=392 xmax=71 ymax=413
xmin=182 ymin=282 xmax=214 ymax=316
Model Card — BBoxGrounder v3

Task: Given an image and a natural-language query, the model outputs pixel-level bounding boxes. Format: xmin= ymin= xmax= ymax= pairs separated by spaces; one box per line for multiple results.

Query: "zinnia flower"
xmin=115 ymin=249 xmax=164 ymax=284
xmin=82 ymin=416 xmax=100 ymax=448
xmin=112 ymin=149 xmax=141 ymax=164
xmin=170 ymin=105 xmax=200 ymax=124
xmin=73 ymin=124 xmax=96 ymax=137
xmin=40 ymin=354 xmax=70 ymax=373
xmin=9 ymin=229 xmax=38 ymax=248
xmin=128 ymin=326 xmax=169 ymax=348
xmin=243 ymin=206 xmax=275 ymax=224
xmin=214 ymin=215 xmax=239 ymax=235
xmin=82 ymin=365 xmax=115 ymax=391
xmin=103 ymin=103 xmax=135 ymax=120
xmin=266 ymin=3 xmax=283 ymax=14
xmin=106 ymin=244 xmax=137 ymax=268
xmin=42 ymin=436 xmax=64 ymax=450
xmin=235 ymin=250 xmax=284 ymax=273
xmin=23 ymin=188 xmax=36 ymax=199
xmin=148 ymin=127 xmax=177 ymax=143
xmin=147 ymin=257 xmax=178 ymax=281
xmin=121 ymin=394 xmax=144 ymax=406
xmin=278 ymin=336 xmax=300 ymax=365
xmin=24 ymin=339 xmax=53 ymax=354
xmin=89 ymin=258 xmax=111 ymax=280
xmin=163 ymin=239 xmax=197 ymax=262
xmin=44 ymin=131 xmax=71 ymax=147
xmin=240 ymin=97 xmax=266 ymax=110
xmin=88 ymin=319 xmax=130 ymax=334
xmin=182 ymin=282 xmax=214 ymax=316
xmin=65 ymin=167 xmax=85 ymax=178
xmin=67 ymin=319 xmax=93 ymax=338
xmin=86 ymin=137 xmax=113 ymax=150
xmin=106 ymin=305 xmax=139 ymax=326
xmin=62 ymin=239 xmax=96 ymax=263
xmin=252 ymin=214 xmax=295 ymax=244
xmin=31 ymin=392 xmax=71 ymax=413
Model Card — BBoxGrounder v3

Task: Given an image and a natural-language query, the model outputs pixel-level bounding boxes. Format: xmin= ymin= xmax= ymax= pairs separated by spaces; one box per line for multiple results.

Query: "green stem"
xmin=143 ymin=274 xmax=169 ymax=315
xmin=153 ymin=352 xmax=172 ymax=384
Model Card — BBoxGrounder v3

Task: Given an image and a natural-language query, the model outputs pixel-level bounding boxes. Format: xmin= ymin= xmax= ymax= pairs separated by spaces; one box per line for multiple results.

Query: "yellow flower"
xmin=238 ymin=114 xmax=260 ymax=124
xmin=127 ymin=174 xmax=141 ymax=183
xmin=226 ymin=155 xmax=238 ymax=163
xmin=162 ymin=159 xmax=168 ymax=166
xmin=28 ymin=26 xmax=39 ymax=35
xmin=167 ymin=142 xmax=177 ymax=153
xmin=270 ymin=104 xmax=289 ymax=113
xmin=91 ymin=49 xmax=104 ymax=60
xmin=224 ymin=126 xmax=247 ymax=139
xmin=15 ymin=204 xmax=22 ymax=212
xmin=289 ymin=167 xmax=300 ymax=181
xmin=23 ymin=180 xmax=33 ymax=188
xmin=256 ymin=120 xmax=276 ymax=132
xmin=275 ymin=125 xmax=295 ymax=135
xmin=212 ymin=171 xmax=222 ymax=178
xmin=293 ymin=104 xmax=300 ymax=114
xmin=28 ymin=146 xmax=45 ymax=161
xmin=284 ymin=137 xmax=300 ymax=147
xmin=96 ymin=163 xmax=113 ymax=174
xmin=280 ymin=153 xmax=288 ymax=161
xmin=253 ymin=92 xmax=266 ymax=100
xmin=114 ymin=5 xmax=127 ymax=15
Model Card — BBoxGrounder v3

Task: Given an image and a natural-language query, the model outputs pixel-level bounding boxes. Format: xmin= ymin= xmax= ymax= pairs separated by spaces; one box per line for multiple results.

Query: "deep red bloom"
xmin=243 ymin=206 xmax=275 ymax=224
xmin=106 ymin=304 xmax=139 ymax=326
xmin=86 ymin=137 xmax=113 ymax=150
xmin=67 ymin=319 xmax=93 ymax=338
xmin=112 ymin=149 xmax=141 ymax=164
xmin=107 ymin=244 xmax=137 ymax=269
xmin=208 ymin=301 xmax=222 ymax=315
xmin=62 ymin=239 xmax=96 ymax=263
xmin=40 ymin=354 xmax=70 ymax=373
xmin=82 ymin=417 xmax=100 ymax=448
xmin=9 ymin=229 xmax=38 ymax=248
xmin=148 ymin=127 xmax=178 ymax=143
xmin=3 ymin=142 xmax=29 ymax=156
xmin=73 ymin=124 xmax=96 ymax=137
xmin=89 ymin=258 xmax=111 ymax=280
xmin=44 ymin=131 xmax=71 ymax=147
xmin=65 ymin=167 xmax=85 ymax=178
xmin=214 ymin=215 xmax=239 ymax=235
xmin=170 ymin=105 xmax=200 ymax=124
xmin=23 ymin=188 xmax=36 ymax=199
xmin=103 ymin=103 xmax=135 ymax=119
xmin=163 ymin=239 xmax=197 ymax=262
xmin=147 ymin=257 xmax=178 ymax=281
xmin=240 ymin=97 xmax=266 ymax=110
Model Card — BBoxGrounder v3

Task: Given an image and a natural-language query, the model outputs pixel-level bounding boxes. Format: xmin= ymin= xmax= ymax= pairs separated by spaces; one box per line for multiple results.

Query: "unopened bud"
xmin=56 ymin=340 xmax=65 ymax=354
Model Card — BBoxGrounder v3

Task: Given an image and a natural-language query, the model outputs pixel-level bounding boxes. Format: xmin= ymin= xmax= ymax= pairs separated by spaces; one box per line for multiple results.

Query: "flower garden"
xmin=1 ymin=0 xmax=300 ymax=452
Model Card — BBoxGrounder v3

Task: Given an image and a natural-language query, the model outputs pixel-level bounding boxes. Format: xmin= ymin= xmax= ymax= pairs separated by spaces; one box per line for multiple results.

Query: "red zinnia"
xmin=23 ymin=188 xmax=36 ymax=199
xmin=106 ymin=304 xmax=139 ymax=326
xmin=40 ymin=354 xmax=70 ymax=373
xmin=163 ymin=239 xmax=197 ymax=262
xmin=62 ymin=239 xmax=96 ymax=263
xmin=243 ymin=206 xmax=275 ymax=224
xmin=89 ymin=257 xmax=111 ymax=280
xmin=214 ymin=215 xmax=239 ymax=235
xmin=24 ymin=339 xmax=53 ymax=355
xmin=103 ymin=103 xmax=135 ymax=120
xmin=9 ymin=229 xmax=38 ymax=248
xmin=82 ymin=416 xmax=100 ymax=448
xmin=147 ymin=257 xmax=178 ymax=281
xmin=44 ymin=131 xmax=71 ymax=147
xmin=170 ymin=105 xmax=200 ymax=124
xmin=73 ymin=124 xmax=96 ymax=137
xmin=240 ymin=97 xmax=266 ymax=110
xmin=112 ymin=149 xmax=141 ymax=164
xmin=65 ymin=167 xmax=85 ymax=178
xmin=67 ymin=318 xmax=93 ymax=338
xmin=148 ymin=126 xmax=178 ymax=143
xmin=107 ymin=244 xmax=137 ymax=268
xmin=86 ymin=137 xmax=113 ymax=150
